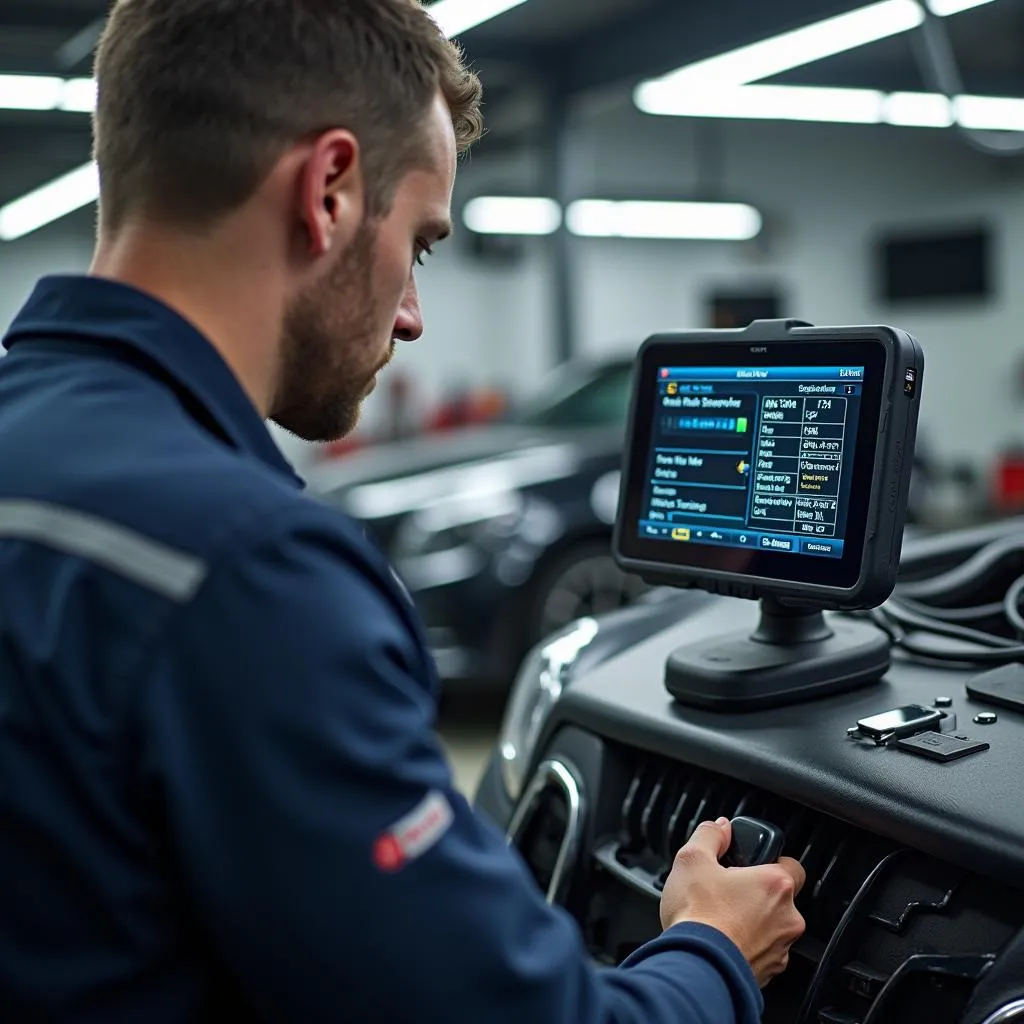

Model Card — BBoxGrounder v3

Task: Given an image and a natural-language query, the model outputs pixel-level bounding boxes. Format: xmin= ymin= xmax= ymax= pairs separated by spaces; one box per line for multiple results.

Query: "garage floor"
xmin=436 ymin=690 xmax=505 ymax=798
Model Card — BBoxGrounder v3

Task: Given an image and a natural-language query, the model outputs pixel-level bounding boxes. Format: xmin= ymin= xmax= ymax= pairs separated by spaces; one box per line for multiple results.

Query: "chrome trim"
xmin=506 ymin=758 xmax=584 ymax=905
xmin=982 ymin=1001 xmax=1024 ymax=1024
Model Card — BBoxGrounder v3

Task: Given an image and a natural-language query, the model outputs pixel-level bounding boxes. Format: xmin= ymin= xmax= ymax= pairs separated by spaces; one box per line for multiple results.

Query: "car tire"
xmin=525 ymin=539 xmax=650 ymax=649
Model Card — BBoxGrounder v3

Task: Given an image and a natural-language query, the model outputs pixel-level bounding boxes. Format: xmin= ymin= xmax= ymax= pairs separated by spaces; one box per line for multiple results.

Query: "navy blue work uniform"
xmin=0 ymin=276 xmax=763 ymax=1023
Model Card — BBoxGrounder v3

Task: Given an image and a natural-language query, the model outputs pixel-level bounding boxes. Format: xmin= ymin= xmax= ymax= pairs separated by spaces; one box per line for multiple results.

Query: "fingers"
xmin=777 ymin=856 xmax=807 ymax=897
xmin=765 ymin=951 xmax=790 ymax=987
xmin=758 ymin=933 xmax=800 ymax=989
xmin=677 ymin=818 xmax=731 ymax=862
xmin=715 ymin=817 xmax=733 ymax=850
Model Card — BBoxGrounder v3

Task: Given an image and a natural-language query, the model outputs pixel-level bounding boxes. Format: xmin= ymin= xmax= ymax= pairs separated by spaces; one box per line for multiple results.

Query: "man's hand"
xmin=660 ymin=817 xmax=806 ymax=988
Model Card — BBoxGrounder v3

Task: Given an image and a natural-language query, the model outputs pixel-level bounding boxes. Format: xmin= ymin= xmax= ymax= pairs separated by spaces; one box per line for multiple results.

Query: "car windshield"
xmin=515 ymin=362 xmax=634 ymax=429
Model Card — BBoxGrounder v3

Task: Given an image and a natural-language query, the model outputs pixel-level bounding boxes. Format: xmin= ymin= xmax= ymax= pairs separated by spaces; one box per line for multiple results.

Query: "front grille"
xmin=584 ymin=748 xmax=1024 ymax=1024
xmin=595 ymin=754 xmax=874 ymax=939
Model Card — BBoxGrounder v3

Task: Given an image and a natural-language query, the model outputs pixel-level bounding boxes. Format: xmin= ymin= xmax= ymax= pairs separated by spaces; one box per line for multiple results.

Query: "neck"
xmin=89 ymin=218 xmax=284 ymax=417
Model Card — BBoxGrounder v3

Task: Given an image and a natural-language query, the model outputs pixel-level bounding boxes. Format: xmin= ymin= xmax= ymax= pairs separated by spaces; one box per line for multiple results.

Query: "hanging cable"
xmin=913 ymin=5 xmax=1024 ymax=158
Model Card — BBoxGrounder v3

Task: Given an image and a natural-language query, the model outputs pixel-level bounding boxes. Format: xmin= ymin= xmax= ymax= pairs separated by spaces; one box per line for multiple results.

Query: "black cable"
xmin=1004 ymin=574 xmax=1024 ymax=636
xmin=869 ymin=608 xmax=905 ymax=643
xmin=897 ymin=534 xmax=1024 ymax=605
xmin=889 ymin=595 xmax=1006 ymax=626
xmin=896 ymin=637 xmax=1024 ymax=666
xmin=862 ymin=542 xmax=1024 ymax=667
xmin=882 ymin=599 xmax=1018 ymax=648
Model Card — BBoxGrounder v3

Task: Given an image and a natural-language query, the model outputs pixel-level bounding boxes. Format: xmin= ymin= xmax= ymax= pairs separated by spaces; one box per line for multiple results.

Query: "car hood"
xmin=306 ymin=424 xmax=620 ymax=521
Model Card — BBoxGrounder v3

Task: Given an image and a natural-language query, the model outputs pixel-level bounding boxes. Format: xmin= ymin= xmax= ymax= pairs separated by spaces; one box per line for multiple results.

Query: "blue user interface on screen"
xmin=637 ymin=366 xmax=866 ymax=560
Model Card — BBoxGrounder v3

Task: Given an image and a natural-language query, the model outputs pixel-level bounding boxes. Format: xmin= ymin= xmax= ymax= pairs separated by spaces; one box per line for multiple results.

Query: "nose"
xmin=393 ymin=275 xmax=424 ymax=343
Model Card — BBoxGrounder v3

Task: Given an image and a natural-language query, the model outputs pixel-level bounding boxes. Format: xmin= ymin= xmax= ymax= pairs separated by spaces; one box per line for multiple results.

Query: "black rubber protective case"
xmin=613 ymin=319 xmax=924 ymax=611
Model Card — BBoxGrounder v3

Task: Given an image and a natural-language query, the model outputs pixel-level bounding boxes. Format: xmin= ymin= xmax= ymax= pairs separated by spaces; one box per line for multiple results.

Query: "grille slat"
xmin=639 ymin=769 xmax=672 ymax=854
xmin=585 ymin=746 xmax=1024 ymax=1024
xmin=666 ymin=773 xmax=703 ymax=855
xmin=608 ymin=754 xmax=880 ymax=947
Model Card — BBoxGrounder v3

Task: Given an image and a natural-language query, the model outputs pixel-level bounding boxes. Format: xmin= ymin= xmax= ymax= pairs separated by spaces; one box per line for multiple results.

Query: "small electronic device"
xmin=721 ymin=817 xmax=785 ymax=868
xmin=613 ymin=319 xmax=923 ymax=711
xmin=856 ymin=704 xmax=945 ymax=742
xmin=966 ymin=664 xmax=1024 ymax=714
xmin=896 ymin=731 xmax=990 ymax=763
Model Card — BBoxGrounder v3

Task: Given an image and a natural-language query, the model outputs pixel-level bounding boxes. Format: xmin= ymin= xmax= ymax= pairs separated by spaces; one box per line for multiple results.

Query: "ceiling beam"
xmin=0 ymin=119 xmax=91 ymax=167
xmin=0 ymin=0 xmax=106 ymax=33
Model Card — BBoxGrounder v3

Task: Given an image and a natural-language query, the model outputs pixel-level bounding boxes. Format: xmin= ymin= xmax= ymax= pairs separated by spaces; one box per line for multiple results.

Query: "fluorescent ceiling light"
xmin=0 ymin=75 xmax=65 ymax=110
xmin=463 ymin=196 xmax=562 ymax=235
xmin=59 ymin=77 xmax=97 ymax=113
xmin=954 ymin=94 xmax=1024 ymax=132
xmin=637 ymin=83 xmax=886 ymax=124
xmin=646 ymin=0 xmax=995 ymax=99
xmin=461 ymin=197 xmax=765 ymax=241
xmin=0 ymin=73 xmax=95 ymax=112
xmin=638 ymin=83 xmax=1024 ymax=132
xmin=428 ymin=0 xmax=529 ymax=37
xmin=926 ymin=0 xmax=997 ymax=14
xmin=0 ymin=3 xmax=533 ymax=116
xmin=0 ymin=0 xmax=533 ymax=243
xmin=652 ymin=1 xmax=924 ymax=92
xmin=0 ymin=161 xmax=99 ymax=242
xmin=884 ymin=91 xmax=954 ymax=127
xmin=566 ymin=200 xmax=763 ymax=241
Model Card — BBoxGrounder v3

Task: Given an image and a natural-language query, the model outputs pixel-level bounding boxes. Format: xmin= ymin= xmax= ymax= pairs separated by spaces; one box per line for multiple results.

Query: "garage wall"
xmin=0 ymin=170 xmax=554 ymax=435
xmin=0 ymin=205 xmax=96 ymax=331
xmin=560 ymin=103 xmax=1024 ymax=465
xmin=2 ymin=109 xmax=1023 ymax=467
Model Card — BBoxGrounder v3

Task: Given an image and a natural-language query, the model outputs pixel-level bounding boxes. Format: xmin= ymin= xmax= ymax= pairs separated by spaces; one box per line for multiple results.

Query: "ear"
xmin=298 ymin=129 xmax=365 ymax=257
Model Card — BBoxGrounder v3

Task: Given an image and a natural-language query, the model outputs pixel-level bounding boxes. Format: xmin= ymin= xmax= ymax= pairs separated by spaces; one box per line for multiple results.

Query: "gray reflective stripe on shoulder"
xmin=0 ymin=501 xmax=208 ymax=602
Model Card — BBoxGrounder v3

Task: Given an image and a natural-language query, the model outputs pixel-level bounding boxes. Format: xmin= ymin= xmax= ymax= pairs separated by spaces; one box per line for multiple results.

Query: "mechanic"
xmin=0 ymin=2 xmax=805 ymax=1022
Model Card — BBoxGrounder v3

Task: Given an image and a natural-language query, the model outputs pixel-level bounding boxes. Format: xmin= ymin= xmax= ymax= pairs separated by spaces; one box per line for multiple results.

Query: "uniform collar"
xmin=3 ymin=275 xmax=303 ymax=486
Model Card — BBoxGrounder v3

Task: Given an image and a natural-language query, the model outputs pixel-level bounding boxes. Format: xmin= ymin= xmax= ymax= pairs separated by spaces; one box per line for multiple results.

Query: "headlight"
xmin=394 ymin=489 xmax=524 ymax=558
xmin=498 ymin=616 xmax=600 ymax=801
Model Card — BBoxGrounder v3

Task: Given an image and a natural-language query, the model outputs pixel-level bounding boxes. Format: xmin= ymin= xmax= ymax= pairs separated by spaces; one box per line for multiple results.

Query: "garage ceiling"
xmin=1 ymin=0 xmax=1021 ymax=87
xmin=773 ymin=0 xmax=1024 ymax=94
xmin=0 ymin=0 xmax=1020 ymax=200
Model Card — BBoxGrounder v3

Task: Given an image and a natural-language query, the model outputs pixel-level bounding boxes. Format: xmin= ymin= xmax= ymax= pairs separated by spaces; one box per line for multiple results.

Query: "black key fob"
xmin=721 ymin=816 xmax=785 ymax=867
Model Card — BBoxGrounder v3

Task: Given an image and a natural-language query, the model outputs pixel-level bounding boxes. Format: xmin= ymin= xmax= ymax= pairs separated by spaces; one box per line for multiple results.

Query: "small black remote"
xmin=721 ymin=817 xmax=785 ymax=868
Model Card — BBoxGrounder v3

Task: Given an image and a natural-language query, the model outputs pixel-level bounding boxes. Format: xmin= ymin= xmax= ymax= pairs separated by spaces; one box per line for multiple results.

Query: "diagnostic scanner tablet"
xmin=613 ymin=319 xmax=923 ymax=711
xmin=614 ymin=319 xmax=923 ymax=611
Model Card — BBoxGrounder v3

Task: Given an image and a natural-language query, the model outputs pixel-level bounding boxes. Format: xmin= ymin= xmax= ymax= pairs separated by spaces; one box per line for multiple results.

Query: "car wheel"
xmin=527 ymin=541 xmax=650 ymax=647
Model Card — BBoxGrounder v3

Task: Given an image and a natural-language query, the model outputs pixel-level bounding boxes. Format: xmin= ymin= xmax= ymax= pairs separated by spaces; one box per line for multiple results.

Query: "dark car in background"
xmin=307 ymin=359 xmax=649 ymax=685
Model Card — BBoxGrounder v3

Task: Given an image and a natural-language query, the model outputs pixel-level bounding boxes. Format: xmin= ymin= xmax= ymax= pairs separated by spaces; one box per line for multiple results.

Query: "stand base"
xmin=665 ymin=600 xmax=891 ymax=712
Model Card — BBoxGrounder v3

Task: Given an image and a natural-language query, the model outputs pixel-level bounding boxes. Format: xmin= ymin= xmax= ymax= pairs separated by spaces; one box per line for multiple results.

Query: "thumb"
xmin=682 ymin=818 xmax=732 ymax=861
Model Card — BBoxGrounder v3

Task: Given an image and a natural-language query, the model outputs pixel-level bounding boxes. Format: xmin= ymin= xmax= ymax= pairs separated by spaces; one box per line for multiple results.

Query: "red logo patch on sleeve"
xmin=372 ymin=790 xmax=454 ymax=874
xmin=372 ymin=834 xmax=406 ymax=873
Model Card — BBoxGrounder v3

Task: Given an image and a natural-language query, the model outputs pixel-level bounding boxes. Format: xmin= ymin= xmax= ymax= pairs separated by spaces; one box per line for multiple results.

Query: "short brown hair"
xmin=93 ymin=0 xmax=484 ymax=233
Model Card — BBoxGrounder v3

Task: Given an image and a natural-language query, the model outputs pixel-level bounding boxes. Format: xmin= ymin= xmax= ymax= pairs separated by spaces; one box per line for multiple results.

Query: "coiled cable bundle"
xmin=867 ymin=533 xmax=1024 ymax=665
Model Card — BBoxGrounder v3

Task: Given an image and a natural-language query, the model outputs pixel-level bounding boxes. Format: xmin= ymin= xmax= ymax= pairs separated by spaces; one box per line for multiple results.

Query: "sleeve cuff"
xmin=658 ymin=922 xmax=756 ymax=981
xmin=620 ymin=921 xmax=763 ymax=1014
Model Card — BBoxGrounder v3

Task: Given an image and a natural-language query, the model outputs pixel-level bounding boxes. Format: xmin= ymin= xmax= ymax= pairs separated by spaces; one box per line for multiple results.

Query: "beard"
xmin=271 ymin=219 xmax=392 ymax=444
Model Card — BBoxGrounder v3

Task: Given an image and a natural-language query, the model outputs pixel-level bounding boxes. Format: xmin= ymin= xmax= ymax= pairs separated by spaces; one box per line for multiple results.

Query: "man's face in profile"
xmin=274 ymin=94 xmax=457 ymax=443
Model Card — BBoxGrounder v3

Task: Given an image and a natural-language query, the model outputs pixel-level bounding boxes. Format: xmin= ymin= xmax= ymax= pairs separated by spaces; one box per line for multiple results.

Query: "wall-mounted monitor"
xmin=878 ymin=225 xmax=991 ymax=303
